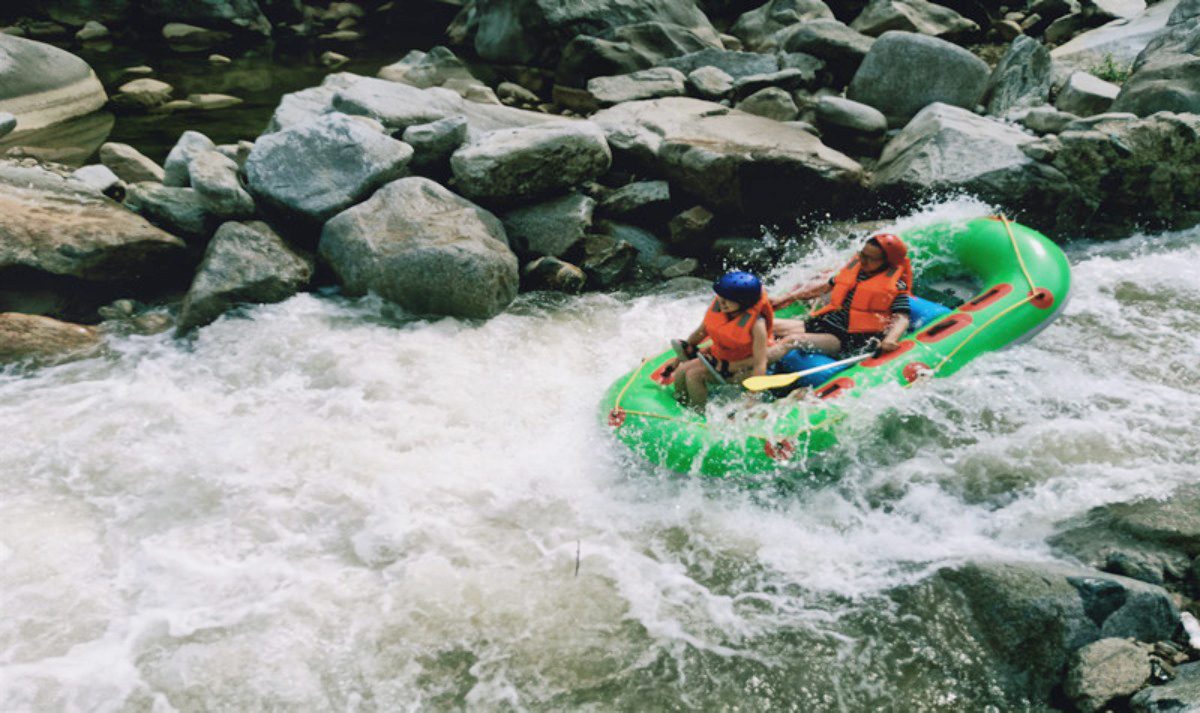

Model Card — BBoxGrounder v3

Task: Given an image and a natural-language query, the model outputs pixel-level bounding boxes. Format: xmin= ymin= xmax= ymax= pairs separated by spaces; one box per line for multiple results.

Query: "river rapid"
xmin=2 ymin=199 xmax=1198 ymax=711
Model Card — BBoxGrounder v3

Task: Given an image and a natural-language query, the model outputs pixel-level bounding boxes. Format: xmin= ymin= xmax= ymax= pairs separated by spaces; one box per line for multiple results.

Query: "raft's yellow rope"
xmin=1000 ymin=214 xmax=1038 ymax=292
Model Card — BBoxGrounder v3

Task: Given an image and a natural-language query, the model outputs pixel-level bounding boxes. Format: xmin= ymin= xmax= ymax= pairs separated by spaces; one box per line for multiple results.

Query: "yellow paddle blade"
xmin=741 ymin=371 xmax=805 ymax=392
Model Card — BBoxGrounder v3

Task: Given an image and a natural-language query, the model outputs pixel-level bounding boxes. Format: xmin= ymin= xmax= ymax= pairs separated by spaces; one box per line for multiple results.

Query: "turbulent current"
xmin=3 ymin=201 xmax=1198 ymax=711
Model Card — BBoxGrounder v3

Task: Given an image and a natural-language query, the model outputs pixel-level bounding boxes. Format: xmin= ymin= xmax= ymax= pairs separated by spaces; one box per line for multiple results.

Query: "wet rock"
xmin=686 ymin=66 xmax=735 ymax=99
xmin=449 ymin=121 xmax=612 ymax=206
xmin=659 ymin=48 xmax=780 ymax=80
xmin=185 ymin=93 xmax=243 ymax=111
xmin=501 ymin=192 xmax=596 ymax=258
xmin=555 ymin=22 xmax=719 ymax=90
xmin=0 ymin=312 xmax=102 ymax=366
xmin=161 ymin=23 xmax=233 ymax=50
xmin=0 ymin=34 xmax=107 ymax=132
xmin=177 ymin=221 xmax=314 ymax=334
xmin=814 ymin=95 xmax=888 ymax=155
xmin=75 ymin=21 xmax=109 ymax=42
xmin=1064 ymin=638 xmax=1153 ymax=713
xmin=580 ymin=234 xmax=637 ymax=288
xmin=596 ymin=180 xmax=672 ymax=223
xmin=731 ymin=68 xmax=819 ymax=101
xmin=147 ymin=1 xmax=271 ymax=37
xmin=848 ymin=31 xmax=990 ymax=127
xmin=1055 ymin=71 xmax=1120 ymax=116
xmin=668 ymin=205 xmax=715 ymax=247
xmin=0 ymin=162 xmax=186 ymax=281
xmin=378 ymin=46 xmax=479 ymax=89
xmin=522 ymin=256 xmax=587 ymax=293
xmin=735 ymin=86 xmax=799 ymax=120
xmin=729 ymin=0 xmax=835 ymax=52
xmin=0 ymin=112 xmax=15 ymax=138
xmin=776 ymin=19 xmax=875 ymax=86
xmin=98 ymin=142 xmax=165 ymax=183
xmin=402 ymin=115 xmax=469 ymax=177
xmin=244 ymin=112 xmax=413 ymax=226
xmin=497 ymin=81 xmax=540 ymax=107
xmin=320 ymin=177 xmax=517 ymax=320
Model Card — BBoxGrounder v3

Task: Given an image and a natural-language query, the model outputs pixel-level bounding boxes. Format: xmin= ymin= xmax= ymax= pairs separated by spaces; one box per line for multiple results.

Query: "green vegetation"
xmin=1091 ymin=54 xmax=1132 ymax=84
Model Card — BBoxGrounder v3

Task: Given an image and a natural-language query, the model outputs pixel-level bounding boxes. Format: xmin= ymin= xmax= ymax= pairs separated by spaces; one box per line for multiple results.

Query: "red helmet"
xmin=868 ymin=233 xmax=907 ymax=265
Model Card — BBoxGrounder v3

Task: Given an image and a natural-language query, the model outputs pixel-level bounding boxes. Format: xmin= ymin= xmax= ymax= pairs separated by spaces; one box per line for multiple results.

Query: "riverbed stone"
xmin=124 ymin=183 xmax=220 ymax=242
xmin=850 ymin=0 xmax=980 ymax=38
xmin=1110 ymin=0 xmax=1200 ymax=116
xmin=0 ymin=111 xmax=15 ymax=137
xmin=1056 ymin=71 xmax=1120 ymax=116
xmin=591 ymin=96 xmax=864 ymax=216
xmin=245 ymin=112 xmax=413 ymax=226
xmin=501 ymin=192 xmax=596 ymax=258
xmin=0 ymin=312 xmax=103 ymax=366
xmin=660 ymin=48 xmax=780 ymax=80
xmin=1065 ymin=638 xmax=1153 ymax=713
xmin=70 ymin=164 xmax=122 ymax=197
xmin=555 ymin=21 xmax=719 ymax=90
xmin=177 ymin=221 xmax=314 ymax=334
xmin=319 ymin=177 xmax=518 ymax=320
xmin=596 ymin=180 xmax=672 ymax=223
xmin=402 ymin=115 xmax=469 ymax=176
xmin=0 ymin=34 xmax=107 ymax=133
xmin=0 ymin=162 xmax=186 ymax=281
xmin=187 ymin=149 xmax=255 ymax=219
xmin=986 ymin=34 xmax=1053 ymax=118
xmin=735 ymin=86 xmax=799 ymax=120
xmin=522 ymin=256 xmax=587 ymax=293
xmin=729 ymin=0 xmax=835 ymax=52
xmin=449 ymin=121 xmax=612 ymax=206
xmin=686 ymin=66 xmax=735 ymax=99
xmin=98 ymin=142 xmax=165 ymax=183
xmin=848 ymin=31 xmax=990 ymax=127
xmin=588 ymin=67 xmax=688 ymax=105
xmin=146 ymin=1 xmax=271 ymax=36
xmin=163 ymin=130 xmax=217 ymax=187
xmin=1131 ymin=661 xmax=1200 ymax=712
xmin=776 ymin=19 xmax=875 ymax=86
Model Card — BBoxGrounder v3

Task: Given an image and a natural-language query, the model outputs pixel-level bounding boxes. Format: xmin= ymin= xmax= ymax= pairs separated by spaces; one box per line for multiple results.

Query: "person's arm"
xmin=879 ymin=313 xmax=909 ymax=352
xmin=671 ymin=324 xmax=708 ymax=362
xmin=749 ymin=320 xmax=768 ymax=376
xmin=772 ymin=273 xmax=834 ymax=309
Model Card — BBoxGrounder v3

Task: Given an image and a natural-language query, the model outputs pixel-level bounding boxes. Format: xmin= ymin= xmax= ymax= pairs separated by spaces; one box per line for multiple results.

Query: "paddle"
xmin=741 ymin=352 xmax=874 ymax=392
xmin=671 ymin=338 xmax=728 ymax=385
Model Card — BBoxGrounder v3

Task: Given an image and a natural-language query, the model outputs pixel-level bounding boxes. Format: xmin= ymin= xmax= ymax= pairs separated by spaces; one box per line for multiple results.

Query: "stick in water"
xmin=741 ymin=352 xmax=874 ymax=392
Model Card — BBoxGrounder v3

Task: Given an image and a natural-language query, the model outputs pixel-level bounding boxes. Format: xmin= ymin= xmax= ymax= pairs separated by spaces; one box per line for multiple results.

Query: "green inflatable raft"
xmin=599 ymin=216 xmax=1072 ymax=477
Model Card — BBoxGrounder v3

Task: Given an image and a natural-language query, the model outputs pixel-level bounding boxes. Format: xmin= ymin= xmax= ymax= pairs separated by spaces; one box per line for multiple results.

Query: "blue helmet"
xmin=713 ymin=271 xmax=762 ymax=306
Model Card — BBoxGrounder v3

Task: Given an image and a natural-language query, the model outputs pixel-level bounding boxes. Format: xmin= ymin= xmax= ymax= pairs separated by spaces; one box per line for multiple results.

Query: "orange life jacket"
xmin=811 ymin=257 xmax=912 ymax=333
xmin=702 ymin=293 xmax=774 ymax=362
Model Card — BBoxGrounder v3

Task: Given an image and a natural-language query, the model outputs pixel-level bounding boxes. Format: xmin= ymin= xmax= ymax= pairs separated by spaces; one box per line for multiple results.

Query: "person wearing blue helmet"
xmin=666 ymin=270 xmax=775 ymax=409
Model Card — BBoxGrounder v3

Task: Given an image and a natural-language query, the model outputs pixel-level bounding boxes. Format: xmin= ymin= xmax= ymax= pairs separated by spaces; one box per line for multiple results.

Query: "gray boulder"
xmin=449 ymin=121 xmax=612 ymax=206
xmin=986 ymin=35 xmax=1053 ymax=118
xmin=70 ymin=164 xmax=122 ymax=196
xmin=1056 ymin=71 xmax=1121 ymax=116
xmin=686 ymin=66 xmax=736 ymax=99
xmin=402 ymin=115 xmax=470 ymax=176
xmin=1111 ymin=0 xmax=1200 ymax=116
xmin=1021 ymin=105 xmax=1082 ymax=134
xmin=472 ymin=0 xmax=721 ymax=67
xmin=735 ymin=86 xmax=800 ymax=120
xmin=187 ymin=150 xmax=255 ymax=219
xmin=596 ymin=180 xmax=672 ymax=223
xmin=1064 ymin=638 xmax=1153 ymax=713
xmin=177 ymin=221 xmax=314 ymax=334
xmin=124 ymin=183 xmax=221 ymax=242
xmin=730 ymin=0 xmax=835 ymax=52
xmin=1020 ymin=111 xmax=1200 ymax=234
xmin=98 ymin=142 xmax=165 ymax=184
xmin=163 ymin=130 xmax=217 ymax=187
xmin=660 ymin=48 xmax=781 ymax=79
xmin=140 ymin=0 xmax=272 ymax=36
xmin=378 ymin=46 xmax=479 ymax=89
xmin=0 ymin=163 xmax=186 ymax=281
xmin=244 ymin=113 xmax=413 ymax=225
xmin=847 ymin=31 xmax=990 ymax=127
xmin=319 ymin=177 xmax=518 ymax=320
xmin=0 ymin=34 xmax=107 ymax=133
xmin=892 ymin=559 xmax=1180 ymax=706
xmin=501 ymin=192 xmax=596 ymax=258
xmin=776 ymin=18 xmax=875 ymax=86
xmin=814 ymin=95 xmax=888 ymax=155
xmin=1131 ymin=661 xmax=1200 ymax=712
xmin=555 ymin=22 xmax=720 ymax=89
xmin=1050 ymin=0 xmax=1178 ymax=75
xmin=0 ymin=111 xmax=15 ymax=138
xmin=522 ymin=256 xmax=587 ymax=294
xmin=591 ymin=96 xmax=864 ymax=215
xmin=850 ymin=0 xmax=980 ymax=38
xmin=873 ymin=103 xmax=1075 ymax=220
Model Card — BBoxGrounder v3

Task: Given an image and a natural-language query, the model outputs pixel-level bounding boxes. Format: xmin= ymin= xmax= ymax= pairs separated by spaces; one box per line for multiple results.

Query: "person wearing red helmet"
xmin=771 ymin=233 xmax=914 ymax=358
xmin=667 ymin=271 xmax=774 ymax=409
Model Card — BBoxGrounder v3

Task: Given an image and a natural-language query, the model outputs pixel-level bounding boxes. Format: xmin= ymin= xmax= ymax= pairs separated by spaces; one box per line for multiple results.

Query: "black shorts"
xmin=803 ymin=316 xmax=881 ymax=356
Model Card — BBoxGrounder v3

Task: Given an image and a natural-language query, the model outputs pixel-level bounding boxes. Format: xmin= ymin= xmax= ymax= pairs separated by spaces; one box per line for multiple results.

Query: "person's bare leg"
xmin=685 ymin=363 xmax=712 ymax=409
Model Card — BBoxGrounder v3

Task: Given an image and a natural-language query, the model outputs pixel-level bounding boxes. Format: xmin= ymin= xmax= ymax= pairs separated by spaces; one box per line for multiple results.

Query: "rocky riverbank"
xmin=2 ymin=1 xmax=1200 ymax=708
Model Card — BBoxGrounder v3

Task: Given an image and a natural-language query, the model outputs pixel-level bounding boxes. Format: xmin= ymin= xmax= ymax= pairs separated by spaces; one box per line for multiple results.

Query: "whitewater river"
xmin=2 ymin=200 xmax=1198 ymax=710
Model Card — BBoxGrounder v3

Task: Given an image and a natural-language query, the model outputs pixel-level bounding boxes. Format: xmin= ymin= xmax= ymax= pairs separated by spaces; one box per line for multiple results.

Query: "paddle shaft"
xmin=741 ymin=352 xmax=873 ymax=392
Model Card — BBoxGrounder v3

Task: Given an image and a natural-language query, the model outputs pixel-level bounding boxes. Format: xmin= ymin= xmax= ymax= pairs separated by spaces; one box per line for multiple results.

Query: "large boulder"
xmin=985 ymin=34 xmax=1053 ymax=118
xmin=0 ymin=162 xmax=186 ymax=282
xmin=244 ymin=112 xmax=413 ymax=226
xmin=591 ymin=96 xmax=865 ymax=215
xmin=891 ymin=559 xmax=1180 ymax=706
xmin=472 ymin=0 xmax=721 ymax=67
xmin=872 ymin=103 xmax=1076 ymax=224
xmin=449 ymin=121 xmax=613 ymax=206
xmin=1050 ymin=0 xmax=1179 ymax=75
xmin=98 ymin=142 xmax=165 ymax=184
xmin=0 ymin=312 xmax=103 ymax=366
xmin=730 ymin=0 xmax=836 ymax=52
xmin=0 ymin=34 xmax=107 ymax=133
xmin=177 ymin=221 xmax=314 ymax=334
xmin=847 ymin=31 xmax=990 ymax=126
xmin=775 ymin=18 xmax=874 ymax=86
xmin=319 ymin=177 xmax=518 ymax=320
xmin=124 ymin=183 xmax=220 ymax=243
xmin=555 ymin=22 xmax=720 ymax=88
xmin=1021 ymin=111 xmax=1200 ymax=234
xmin=659 ymin=47 xmax=781 ymax=79
xmin=1130 ymin=661 xmax=1200 ymax=712
xmin=187 ymin=149 xmax=255 ymax=220
xmin=1110 ymin=0 xmax=1200 ymax=116
xmin=850 ymin=0 xmax=979 ymax=38
xmin=501 ymin=192 xmax=596 ymax=258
